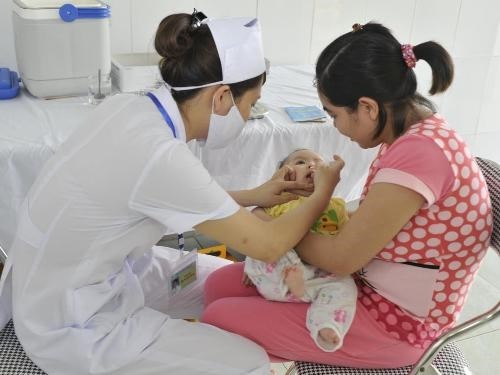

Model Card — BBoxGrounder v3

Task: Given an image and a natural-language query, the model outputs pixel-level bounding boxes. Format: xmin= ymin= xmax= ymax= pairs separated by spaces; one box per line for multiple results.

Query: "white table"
xmin=0 ymin=65 xmax=377 ymax=250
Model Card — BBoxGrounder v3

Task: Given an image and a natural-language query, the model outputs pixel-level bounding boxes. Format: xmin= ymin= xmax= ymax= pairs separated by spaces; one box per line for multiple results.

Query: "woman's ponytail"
xmin=413 ymin=41 xmax=454 ymax=95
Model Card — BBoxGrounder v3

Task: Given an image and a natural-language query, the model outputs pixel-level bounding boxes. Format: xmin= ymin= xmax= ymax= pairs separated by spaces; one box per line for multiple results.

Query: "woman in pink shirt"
xmin=202 ymin=22 xmax=493 ymax=368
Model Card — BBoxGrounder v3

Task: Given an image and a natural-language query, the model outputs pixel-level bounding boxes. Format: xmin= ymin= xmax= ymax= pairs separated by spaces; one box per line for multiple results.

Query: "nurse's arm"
xmin=295 ymin=182 xmax=425 ymax=277
xmin=196 ymin=159 xmax=344 ymax=263
xmin=195 ymin=188 xmax=328 ymax=264
xmin=228 ymin=165 xmax=313 ymax=208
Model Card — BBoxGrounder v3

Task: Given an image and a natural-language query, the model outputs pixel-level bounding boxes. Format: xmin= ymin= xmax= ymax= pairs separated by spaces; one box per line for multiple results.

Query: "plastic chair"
xmin=290 ymin=157 xmax=500 ymax=375
xmin=0 ymin=244 xmax=7 ymax=264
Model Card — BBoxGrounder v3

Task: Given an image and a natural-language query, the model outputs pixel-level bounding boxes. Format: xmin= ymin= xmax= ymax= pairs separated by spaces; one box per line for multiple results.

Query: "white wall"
xmin=1 ymin=0 xmax=499 ymax=161
xmin=0 ymin=0 xmax=17 ymax=70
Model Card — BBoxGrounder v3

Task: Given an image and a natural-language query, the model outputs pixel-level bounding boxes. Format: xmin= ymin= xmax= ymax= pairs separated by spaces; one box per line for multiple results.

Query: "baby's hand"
xmin=242 ymin=273 xmax=255 ymax=287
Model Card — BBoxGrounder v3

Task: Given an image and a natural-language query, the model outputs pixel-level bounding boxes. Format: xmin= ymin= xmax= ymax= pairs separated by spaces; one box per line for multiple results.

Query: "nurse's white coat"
xmin=0 ymin=88 xmax=270 ymax=375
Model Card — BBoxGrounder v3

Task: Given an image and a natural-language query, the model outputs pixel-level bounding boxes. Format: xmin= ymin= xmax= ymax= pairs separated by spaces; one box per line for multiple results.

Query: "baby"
xmin=244 ymin=149 xmax=357 ymax=352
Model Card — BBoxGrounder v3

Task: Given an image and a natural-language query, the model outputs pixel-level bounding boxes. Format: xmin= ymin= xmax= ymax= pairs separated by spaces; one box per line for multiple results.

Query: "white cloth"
xmin=0 ymin=65 xmax=377 ymax=250
xmin=245 ymin=250 xmax=357 ymax=352
xmin=0 ymin=89 xmax=271 ymax=374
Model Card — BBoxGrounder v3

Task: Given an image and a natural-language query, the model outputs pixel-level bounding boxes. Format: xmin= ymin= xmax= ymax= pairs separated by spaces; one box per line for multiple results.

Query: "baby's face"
xmin=284 ymin=150 xmax=325 ymax=185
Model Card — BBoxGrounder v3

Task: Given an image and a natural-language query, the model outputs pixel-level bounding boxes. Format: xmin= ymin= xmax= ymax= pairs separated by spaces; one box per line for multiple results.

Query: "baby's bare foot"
xmin=319 ymin=327 xmax=340 ymax=348
xmin=284 ymin=265 xmax=305 ymax=298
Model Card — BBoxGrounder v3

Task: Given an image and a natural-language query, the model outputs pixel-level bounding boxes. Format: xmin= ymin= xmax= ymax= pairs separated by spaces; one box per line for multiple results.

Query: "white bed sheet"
xmin=0 ymin=65 xmax=377 ymax=250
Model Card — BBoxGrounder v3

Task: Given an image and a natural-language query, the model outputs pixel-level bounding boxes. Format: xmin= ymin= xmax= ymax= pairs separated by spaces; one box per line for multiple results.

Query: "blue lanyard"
xmin=146 ymin=92 xmax=177 ymax=138
xmin=146 ymin=92 xmax=184 ymax=251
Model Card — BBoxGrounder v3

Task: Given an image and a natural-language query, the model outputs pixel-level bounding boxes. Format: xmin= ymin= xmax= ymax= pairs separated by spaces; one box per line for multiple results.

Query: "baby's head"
xmin=278 ymin=149 xmax=325 ymax=185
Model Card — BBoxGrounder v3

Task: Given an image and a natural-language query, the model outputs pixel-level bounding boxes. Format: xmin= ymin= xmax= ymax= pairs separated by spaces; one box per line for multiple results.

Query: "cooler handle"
xmin=59 ymin=3 xmax=111 ymax=22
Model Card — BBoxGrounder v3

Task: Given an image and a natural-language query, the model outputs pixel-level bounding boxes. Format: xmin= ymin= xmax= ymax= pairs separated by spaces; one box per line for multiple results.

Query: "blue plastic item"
xmin=59 ymin=3 xmax=111 ymax=23
xmin=0 ymin=68 xmax=20 ymax=100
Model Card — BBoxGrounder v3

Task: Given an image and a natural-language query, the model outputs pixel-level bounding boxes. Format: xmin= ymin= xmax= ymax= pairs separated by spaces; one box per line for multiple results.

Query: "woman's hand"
xmin=249 ymin=165 xmax=314 ymax=207
xmin=312 ymin=155 xmax=345 ymax=199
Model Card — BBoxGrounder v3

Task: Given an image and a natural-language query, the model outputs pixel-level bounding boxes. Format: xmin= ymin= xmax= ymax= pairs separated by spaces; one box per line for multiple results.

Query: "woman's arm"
xmin=251 ymin=207 xmax=274 ymax=221
xmin=295 ymin=182 xmax=425 ymax=277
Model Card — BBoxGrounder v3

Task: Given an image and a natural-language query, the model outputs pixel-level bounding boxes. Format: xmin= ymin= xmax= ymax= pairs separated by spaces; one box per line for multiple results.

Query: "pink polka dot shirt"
xmin=357 ymin=114 xmax=493 ymax=349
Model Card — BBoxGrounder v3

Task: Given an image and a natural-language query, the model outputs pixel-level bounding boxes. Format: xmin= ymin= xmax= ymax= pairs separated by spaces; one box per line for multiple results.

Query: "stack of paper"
xmin=284 ymin=105 xmax=327 ymax=122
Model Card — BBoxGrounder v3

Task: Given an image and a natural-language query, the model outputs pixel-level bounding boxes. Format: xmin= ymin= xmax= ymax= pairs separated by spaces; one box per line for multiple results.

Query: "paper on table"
xmin=284 ymin=105 xmax=326 ymax=122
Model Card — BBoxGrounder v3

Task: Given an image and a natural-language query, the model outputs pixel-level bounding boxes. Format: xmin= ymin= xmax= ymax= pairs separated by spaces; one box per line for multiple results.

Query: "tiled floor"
xmin=161 ymin=232 xmax=499 ymax=375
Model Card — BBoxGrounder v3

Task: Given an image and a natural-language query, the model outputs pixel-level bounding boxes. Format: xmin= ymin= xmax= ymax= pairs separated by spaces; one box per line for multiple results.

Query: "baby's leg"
xmin=244 ymin=250 xmax=313 ymax=302
xmin=318 ymin=327 xmax=340 ymax=348
xmin=306 ymin=276 xmax=358 ymax=352
xmin=244 ymin=253 xmax=302 ymax=301
xmin=283 ymin=265 xmax=305 ymax=299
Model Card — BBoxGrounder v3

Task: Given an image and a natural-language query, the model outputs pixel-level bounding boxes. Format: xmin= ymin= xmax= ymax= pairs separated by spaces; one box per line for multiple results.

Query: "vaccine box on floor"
xmin=111 ymin=53 xmax=163 ymax=93
xmin=12 ymin=0 xmax=111 ymax=98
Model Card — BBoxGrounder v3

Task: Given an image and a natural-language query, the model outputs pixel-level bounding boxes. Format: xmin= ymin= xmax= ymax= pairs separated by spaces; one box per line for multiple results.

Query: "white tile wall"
xmin=453 ymin=0 xmax=500 ymax=57
xmin=130 ymin=0 xmax=196 ymax=54
xmin=309 ymin=0 xmax=365 ymax=64
xmin=106 ymin=0 xmax=132 ymax=54
xmin=410 ymin=0 xmax=461 ymax=49
xmin=0 ymin=0 xmax=498 ymax=162
xmin=478 ymin=57 xmax=500 ymax=133
xmin=257 ymin=0 xmax=315 ymax=65
xmin=0 ymin=1 xmax=17 ymax=69
xmin=195 ymin=0 xmax=257 ymax=18
xmin=361 ymin=0 xmax=416 ymax=42
xmin=474 ymin=132 xmax=500 ymax=162
xmin=413 ymin=63 xmax=445 ymax=110
xmin=494 ymin=21 xmax=500 ymax=56
xmin=440 ymin=56 xmax=490 ymax=135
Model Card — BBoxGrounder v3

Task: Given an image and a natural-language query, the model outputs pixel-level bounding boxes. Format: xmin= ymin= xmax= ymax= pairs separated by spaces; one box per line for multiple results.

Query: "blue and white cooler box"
xmin=12 ymin=0 xmax=111 ymax=98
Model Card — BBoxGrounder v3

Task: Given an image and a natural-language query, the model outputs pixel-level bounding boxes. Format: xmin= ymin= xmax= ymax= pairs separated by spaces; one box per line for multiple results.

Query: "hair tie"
xmin=352 ymin=23 xmax=363 ymax=32
xmin=190 ymin=8 xmax=207 ymax=30
xmin=401 ymin=44 xmax=417 ymax=68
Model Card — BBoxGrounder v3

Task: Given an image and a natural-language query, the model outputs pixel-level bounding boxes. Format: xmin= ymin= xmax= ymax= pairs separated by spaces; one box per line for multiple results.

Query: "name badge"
xmin=169 ymin=248 xmax=198 ymax=297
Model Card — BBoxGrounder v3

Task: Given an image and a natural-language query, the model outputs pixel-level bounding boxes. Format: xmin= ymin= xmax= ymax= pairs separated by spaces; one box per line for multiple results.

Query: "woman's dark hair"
xmin=154 ymin=13 xmax=265 ymax=104
xmin=316 ymin=22 xmax=454 ymax=139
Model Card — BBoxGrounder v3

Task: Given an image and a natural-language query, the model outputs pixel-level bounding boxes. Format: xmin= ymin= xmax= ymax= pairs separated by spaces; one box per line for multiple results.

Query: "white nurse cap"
xmin=169 ymin=14 xmax=266 ymax=91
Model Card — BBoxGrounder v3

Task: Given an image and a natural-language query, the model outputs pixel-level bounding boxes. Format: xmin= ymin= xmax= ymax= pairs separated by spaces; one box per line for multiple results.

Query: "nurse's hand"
xmin=228 ymin=165 xmax=313 ymax=207
xmin=251 ymin=165 xmax=314 ymax=207
xmin=276 ymin=165 xmax=316 ymax=198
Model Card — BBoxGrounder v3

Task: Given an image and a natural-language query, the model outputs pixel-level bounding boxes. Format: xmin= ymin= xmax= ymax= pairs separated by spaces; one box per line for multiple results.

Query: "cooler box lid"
xmin=14 ymin=0 xmax=107 ymax=9
xmin=13 ymin=0 xmax=110 ymax=21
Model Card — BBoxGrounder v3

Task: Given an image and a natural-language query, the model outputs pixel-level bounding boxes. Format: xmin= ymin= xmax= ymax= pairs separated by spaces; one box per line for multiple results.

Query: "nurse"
xmin=0 ymin=10 xmax=343 ymax=375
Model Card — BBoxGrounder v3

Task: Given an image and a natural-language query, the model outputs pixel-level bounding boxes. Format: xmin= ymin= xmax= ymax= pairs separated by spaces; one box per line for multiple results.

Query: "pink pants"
xmin=201 ymin=262 xmax=425 ymax=368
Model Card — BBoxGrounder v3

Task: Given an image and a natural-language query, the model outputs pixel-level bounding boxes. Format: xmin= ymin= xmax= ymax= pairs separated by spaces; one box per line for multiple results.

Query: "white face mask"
xmin=203 ymin=92 xmax=246 ymax=150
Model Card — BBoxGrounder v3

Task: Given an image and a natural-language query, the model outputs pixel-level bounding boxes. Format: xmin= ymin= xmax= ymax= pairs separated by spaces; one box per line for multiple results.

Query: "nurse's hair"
xmin=316 ymin=22 xmax=454 ymax=140
xmin=155 ymin=13 xmax=265 ymax=104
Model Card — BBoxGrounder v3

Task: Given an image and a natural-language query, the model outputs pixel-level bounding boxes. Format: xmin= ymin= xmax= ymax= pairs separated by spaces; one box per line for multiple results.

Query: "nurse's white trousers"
xmin=5 ymin=247 xmax=270 ymax=375
xmin=116 ymin=248 xmax=270 ymax=375
xmin=106 ymin=318 xmax=270 ymax=375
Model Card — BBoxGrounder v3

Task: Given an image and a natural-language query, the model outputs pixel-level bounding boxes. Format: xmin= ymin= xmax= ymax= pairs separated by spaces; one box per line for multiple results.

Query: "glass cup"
xmin=88 ymin=70 xmax=112 ymax=105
